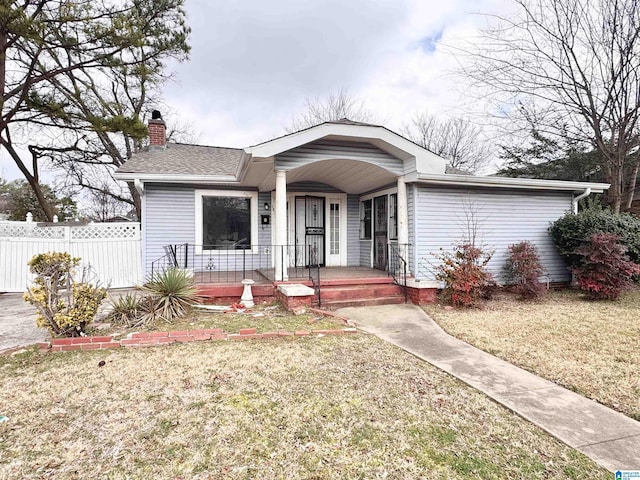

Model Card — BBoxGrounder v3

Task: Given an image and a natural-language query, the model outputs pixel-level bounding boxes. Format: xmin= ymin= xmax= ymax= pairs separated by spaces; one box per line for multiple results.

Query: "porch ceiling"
xmin=255 ymin=159 xmax=396 ymax=194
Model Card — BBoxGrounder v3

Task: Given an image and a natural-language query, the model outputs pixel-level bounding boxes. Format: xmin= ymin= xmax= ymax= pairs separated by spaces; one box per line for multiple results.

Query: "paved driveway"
xmin=0 ymin=293 xmax=47 ymax=352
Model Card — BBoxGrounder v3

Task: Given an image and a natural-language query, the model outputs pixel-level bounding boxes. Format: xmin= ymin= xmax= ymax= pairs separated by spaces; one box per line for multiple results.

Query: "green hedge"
xmin=549 ymin=208 xmax=640 ymax=269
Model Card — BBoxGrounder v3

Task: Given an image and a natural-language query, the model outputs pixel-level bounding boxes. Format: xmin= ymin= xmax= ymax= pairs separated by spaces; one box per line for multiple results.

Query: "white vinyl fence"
xmin=0 ymin=221 xmax=142 ymax=292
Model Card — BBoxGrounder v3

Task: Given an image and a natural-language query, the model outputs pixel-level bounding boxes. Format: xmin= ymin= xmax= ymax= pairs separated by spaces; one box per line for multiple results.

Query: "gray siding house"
xmin=115 ymin=116 xmax=608 ymax=303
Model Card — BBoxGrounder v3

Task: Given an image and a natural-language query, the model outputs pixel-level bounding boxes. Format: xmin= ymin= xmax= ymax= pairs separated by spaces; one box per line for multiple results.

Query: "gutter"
xmin=572 ymin=188 xmax=592 ymax=214
xmin=407 ymin=172 xmax=610 ymax=193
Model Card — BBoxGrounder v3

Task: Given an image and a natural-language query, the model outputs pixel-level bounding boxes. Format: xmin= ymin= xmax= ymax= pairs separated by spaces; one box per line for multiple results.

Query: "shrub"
xmin=572 ymin=233 xmax=640 ymax=300
xmin=24 ymin=252 xmax=106 ymax=336
xmin=140 ymin=268 xmax=201 ymax=322
xmin=549 ymin=208 xmax=640 ymax=269
xmin=434 ymin=243 xmax=494 ymax=308
xmin=503 ymin=241 xmax=546 ymax=300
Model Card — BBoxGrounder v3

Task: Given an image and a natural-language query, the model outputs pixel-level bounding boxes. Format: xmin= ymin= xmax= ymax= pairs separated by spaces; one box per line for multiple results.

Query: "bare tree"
xmin=459 ymin=0 xmax=640 ymax=212
xmin=286 ymin=88 xmax=378 ymax=132
xmin=82 ymin=184 xmax=131 ymax=222
xmin=402 ymin=111 xmax=493 ymax=174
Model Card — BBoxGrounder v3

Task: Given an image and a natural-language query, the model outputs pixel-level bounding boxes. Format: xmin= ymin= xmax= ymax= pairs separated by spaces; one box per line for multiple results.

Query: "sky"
xmin=160 ymin=0 xmax=511 ymax=148
xmin=0 ymin=0 xmax=512 ymax=181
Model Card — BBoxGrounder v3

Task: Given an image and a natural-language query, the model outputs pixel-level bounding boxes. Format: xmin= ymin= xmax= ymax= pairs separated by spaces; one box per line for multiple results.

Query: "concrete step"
xmin=319 ymin=284 xmax=404 ymax=301
xmin=319 ymin=296 xmax=406 ymax=309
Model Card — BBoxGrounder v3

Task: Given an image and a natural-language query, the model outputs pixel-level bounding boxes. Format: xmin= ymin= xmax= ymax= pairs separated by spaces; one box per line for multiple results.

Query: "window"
xmin=389 ymin=193 xmax=398 ymax=240
xmin=330 ymin=202 xmax=340 ymax=254
xmin=360 ymin=199 xmax=372 ymax=239
xmin=195 ymin=190 xmax=258 ymax=252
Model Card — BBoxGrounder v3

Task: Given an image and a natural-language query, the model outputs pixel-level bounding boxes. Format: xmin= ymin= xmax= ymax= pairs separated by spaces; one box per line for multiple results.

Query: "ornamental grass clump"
xmin=24 ymin=252 xmax=106 ymax=337
xmin=105 ymin=292 xmax=143 ymax=327
xmin=140 ymin=268 xmax=201 ymax=322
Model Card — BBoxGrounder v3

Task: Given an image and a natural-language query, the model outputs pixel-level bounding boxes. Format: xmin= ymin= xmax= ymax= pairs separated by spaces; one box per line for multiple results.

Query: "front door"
xmin=374 ymin=195 xmax=388 ymax=270
xmin=294 ymin=196 xmax=325 ymax=267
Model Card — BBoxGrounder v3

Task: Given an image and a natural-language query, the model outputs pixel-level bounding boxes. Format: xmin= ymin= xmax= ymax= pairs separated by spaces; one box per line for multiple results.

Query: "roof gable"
xmin=245 ymin=121 xmax=447 ymax=175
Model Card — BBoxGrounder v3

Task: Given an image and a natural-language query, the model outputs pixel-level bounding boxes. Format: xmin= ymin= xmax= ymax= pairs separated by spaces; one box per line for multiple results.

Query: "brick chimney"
xmin=148 ymin=110 xmax=166 ymax=149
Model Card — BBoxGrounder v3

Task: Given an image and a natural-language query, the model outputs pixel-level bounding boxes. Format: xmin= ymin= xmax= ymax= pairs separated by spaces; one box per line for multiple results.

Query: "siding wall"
xmin=413 ymin=186 xmax=572 ymax=283
xmin=276 ymin=140 xmax=404 ymax=175
xmin=360 ymin=240 xmax=372 ymax=267
xmin=145 ymin=184 xmax=195 ymax=273
xmin=406 ymin=184 xmax=416 ymax=276
xmin=347 ymin=194 xmax=360 ymax=266
xmin=257 ymin=191 xmax=272 ymax=245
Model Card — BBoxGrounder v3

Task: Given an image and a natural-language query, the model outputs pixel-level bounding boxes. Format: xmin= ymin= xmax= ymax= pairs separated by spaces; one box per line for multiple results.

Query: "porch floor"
xmin=193 ymin=266 xmax=389 ymax=285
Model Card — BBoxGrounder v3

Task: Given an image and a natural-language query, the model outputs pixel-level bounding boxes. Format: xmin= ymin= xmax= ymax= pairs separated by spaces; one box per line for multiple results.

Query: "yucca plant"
xmin=141 ymin=268 xmax=201 ymax=322
xmin=105 ymin=292 xmax=143 ymax=327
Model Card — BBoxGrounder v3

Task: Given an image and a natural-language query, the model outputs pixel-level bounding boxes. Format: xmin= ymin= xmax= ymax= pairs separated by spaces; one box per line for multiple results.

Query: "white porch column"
xmin=274 ymin=170 xmax=288 ymax=281
xmin=397 ymin=175 xmax=409 ymax=266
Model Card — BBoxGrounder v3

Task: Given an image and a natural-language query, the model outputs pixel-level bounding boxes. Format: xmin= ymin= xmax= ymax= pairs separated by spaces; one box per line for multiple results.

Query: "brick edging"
xmin=307 ymin=307 xmax=352 ymax=325
xmin=37 ymin=327 xmax=358 ymax=352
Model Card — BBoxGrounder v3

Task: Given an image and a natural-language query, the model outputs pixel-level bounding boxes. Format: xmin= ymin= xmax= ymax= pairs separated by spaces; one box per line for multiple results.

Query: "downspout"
xmin=134 ymin=178 xmax=145 ymax=283
xmin=572 ymin=188 xmax=591 ymax=214
xmin=134 ymin=179 xmax=144 ymax=195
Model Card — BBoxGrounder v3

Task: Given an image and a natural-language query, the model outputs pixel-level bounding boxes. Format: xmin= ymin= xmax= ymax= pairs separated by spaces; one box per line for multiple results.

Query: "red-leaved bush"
xmin=434 ymin=243 xmax=494 ymax=308
xmin=503 ymin=241 xmax=546 ymax=300
xmin=573 ymin=233 xmax=640 ymax=300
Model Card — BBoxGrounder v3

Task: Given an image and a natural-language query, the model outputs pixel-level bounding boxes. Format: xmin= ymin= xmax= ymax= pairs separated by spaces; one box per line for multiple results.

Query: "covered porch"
xmin=150 ymin=242 xmax=412 ymax=308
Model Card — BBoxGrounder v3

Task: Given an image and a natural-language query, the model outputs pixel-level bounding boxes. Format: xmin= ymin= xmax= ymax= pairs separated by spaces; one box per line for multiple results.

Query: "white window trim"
xmin=195 ymin=189 xmax=259 ymax=255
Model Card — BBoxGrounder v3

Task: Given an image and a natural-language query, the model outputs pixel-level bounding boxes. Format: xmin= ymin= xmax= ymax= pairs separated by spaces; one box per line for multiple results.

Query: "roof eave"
xmin=408 ymin=173 xmax=610 ymax=193
xmin=114 ymin=173 xmax=240 ymax=184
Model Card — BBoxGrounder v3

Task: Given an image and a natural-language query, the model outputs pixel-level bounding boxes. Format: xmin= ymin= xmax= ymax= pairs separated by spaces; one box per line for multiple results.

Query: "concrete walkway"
xmin=337 ymin=303 xmax=640 ymax=473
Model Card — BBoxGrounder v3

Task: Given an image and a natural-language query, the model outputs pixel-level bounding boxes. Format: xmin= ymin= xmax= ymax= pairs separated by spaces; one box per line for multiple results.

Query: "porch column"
xmin=274 ymin=169 xmax=288 ymax=281
xmin=397 ymin=175 xmax=409 ymax=265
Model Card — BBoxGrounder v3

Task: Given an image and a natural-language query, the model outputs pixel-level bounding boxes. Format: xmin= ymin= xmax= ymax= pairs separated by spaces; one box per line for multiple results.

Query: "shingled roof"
xmin=119 ymin=143 xmax=244 ymax=176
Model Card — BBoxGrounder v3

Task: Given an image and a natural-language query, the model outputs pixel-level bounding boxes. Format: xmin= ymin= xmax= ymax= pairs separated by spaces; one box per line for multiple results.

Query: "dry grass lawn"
xmin=0 ymin=335 xmax=607 ymax=479
xmin=425 ymin=289 xmax=640 ymax=421
xmin=94 ymin=302 xmax=345 ymax=339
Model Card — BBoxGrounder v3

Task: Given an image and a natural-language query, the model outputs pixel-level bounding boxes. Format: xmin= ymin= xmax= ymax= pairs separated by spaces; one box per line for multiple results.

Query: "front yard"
xmin=0 ymin=335 xmax=607 ymax=479
xmin=425 ymin=289 xmax=640 ymax=421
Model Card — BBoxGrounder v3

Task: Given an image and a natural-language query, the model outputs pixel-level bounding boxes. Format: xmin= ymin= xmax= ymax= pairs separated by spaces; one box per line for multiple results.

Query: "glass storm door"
xmin=295 ymin=196 xmax=325 ymax=267
xmin=374 ymin=195 xmax=388 ymax=271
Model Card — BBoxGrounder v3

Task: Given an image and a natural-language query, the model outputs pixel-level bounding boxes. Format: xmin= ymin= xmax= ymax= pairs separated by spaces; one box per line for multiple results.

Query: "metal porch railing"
xmin=150 ymin=244 xmax=321 ymax=285
xmin=388 ymin=243 xmax=411 ymax=302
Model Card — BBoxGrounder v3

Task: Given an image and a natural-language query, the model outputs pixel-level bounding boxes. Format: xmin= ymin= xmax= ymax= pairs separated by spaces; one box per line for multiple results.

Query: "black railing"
xmin=388 ymin=243 xmax=410 ymax=302
xmin=151 ymin=244 xmax=317 ymax=284
xmin=308 ymin=244 xmax=321 ymax=307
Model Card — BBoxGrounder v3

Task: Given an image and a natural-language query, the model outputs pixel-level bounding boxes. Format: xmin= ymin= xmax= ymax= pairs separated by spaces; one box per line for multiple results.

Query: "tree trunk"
xmin=0 ymin=138 xmax=55 ymax=221
xmin=624 ymin=156 xmax=640 ymax=211
xmin=127 ymin=182 xmax=142 ymax=220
